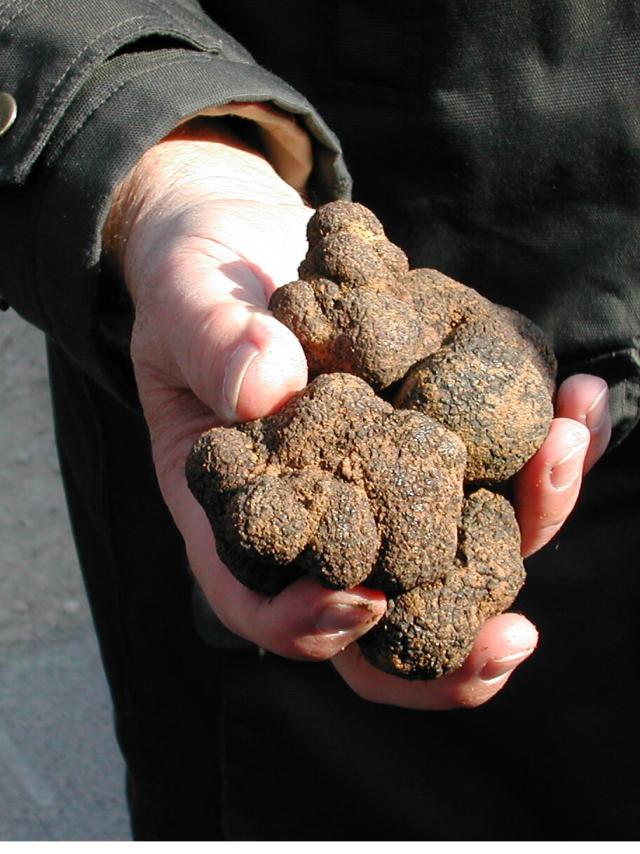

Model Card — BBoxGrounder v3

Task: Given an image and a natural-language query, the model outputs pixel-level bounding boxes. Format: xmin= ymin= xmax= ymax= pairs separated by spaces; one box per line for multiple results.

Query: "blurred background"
xmin=0 ymin=311 xmax=130 ymax=840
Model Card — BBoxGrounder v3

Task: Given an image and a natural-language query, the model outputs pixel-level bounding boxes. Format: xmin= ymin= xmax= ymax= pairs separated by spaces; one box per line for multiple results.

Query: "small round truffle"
xmin=270 ymin=202 xmax=437 ymax=388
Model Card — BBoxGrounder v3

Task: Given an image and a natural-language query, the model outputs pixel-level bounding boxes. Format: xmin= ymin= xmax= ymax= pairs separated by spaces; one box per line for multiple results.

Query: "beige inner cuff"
xmin=183 ymin=102 xmax=314 ymax=194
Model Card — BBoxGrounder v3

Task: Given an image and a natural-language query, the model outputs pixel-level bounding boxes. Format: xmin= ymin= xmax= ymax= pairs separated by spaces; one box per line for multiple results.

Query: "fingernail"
xmin=585 ymin=386 xmax=609 ymax=434
xmin=316 ymin=601 xmax=379 ymax=637
xmin=480 ymin=648 xmax=535 ymax=682
xmin=549 ymin=440 xmax=588 ymax=490
xmin=222 ymin=342 xmax=260 ymax=422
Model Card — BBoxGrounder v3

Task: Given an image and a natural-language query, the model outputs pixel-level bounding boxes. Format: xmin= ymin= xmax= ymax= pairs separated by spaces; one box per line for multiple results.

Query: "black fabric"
xmin=209 ymin=0 xmax=640 ymax=448
xmin=47 ymin=338 xmax=228 ymax=839
xmin=1 ymin=0 xmax=639 ymax=840
xmin=48 ymin=336 xmax=640 ymax=840
xmin=0 ymin=0 xmax=236 ymax=184
xmin=0 ymin=2 xmax=349 ymax=406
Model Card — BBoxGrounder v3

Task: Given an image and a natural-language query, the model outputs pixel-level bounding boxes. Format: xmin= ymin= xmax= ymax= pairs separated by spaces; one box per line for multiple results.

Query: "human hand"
xmin=514 ymin=373 xmax=611 ymax=557
xmin=105 ymin=125 xmax=388 ymax=665
xmin=105 ymin=127 xmax=611 ymax=709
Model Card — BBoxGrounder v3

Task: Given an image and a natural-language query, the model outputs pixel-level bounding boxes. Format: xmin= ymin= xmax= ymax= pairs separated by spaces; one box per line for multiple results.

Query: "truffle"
xmin=186 ymin=373 xmax=467 ymax=597
xmin=187 ymin=201 xmax=557 ymax=679
xmin=358 ymin=489 xmax=525 ymax=679
xmin=271 ymin=200 xmax=556 ymax=483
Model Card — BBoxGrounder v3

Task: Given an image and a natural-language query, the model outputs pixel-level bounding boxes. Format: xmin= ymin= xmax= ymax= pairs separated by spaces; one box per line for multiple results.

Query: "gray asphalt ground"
xmin=0 ymin=312 xmax=130 ymax=840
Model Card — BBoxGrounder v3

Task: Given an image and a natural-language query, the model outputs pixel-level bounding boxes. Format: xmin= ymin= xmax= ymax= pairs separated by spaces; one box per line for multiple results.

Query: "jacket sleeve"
xmin=0 ymin=0 xmax=351 ymax=406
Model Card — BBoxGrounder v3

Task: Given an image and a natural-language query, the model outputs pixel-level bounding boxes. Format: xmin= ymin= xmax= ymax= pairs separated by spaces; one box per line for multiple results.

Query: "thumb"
xmin=218 ymin=307 xmax=309 ymax=423
xmin=163 ymin=243 xmax=308 ymax=423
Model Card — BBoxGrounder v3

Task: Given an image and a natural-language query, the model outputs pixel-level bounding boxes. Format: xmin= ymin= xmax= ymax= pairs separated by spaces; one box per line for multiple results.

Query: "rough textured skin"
xmin=395 ymin=308 xmax=555 ymax=482
xmin=358 ymin=490 xmax=525 ymax=679
xmin=270 ymin=203 xmax=438 ymax=389
xmin=271 ymin=201 xmax=557 ymax=483
xmin=186 ymin=373 xmax=466 ymax=596
xmin=187 ymin=201 xmax=556 ymax=679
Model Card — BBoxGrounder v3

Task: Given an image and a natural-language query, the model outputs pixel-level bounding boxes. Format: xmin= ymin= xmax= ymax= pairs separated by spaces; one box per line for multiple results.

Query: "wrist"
xmin=102 ymin=122 xmax=305 ymax=300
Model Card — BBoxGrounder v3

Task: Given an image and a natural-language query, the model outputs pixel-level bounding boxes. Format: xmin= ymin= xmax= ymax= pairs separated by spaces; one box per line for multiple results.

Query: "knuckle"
xmin=437 ymin=678 xmax=502 ymax=710
xmin=287 ymin=634 xmax=337 ymax=663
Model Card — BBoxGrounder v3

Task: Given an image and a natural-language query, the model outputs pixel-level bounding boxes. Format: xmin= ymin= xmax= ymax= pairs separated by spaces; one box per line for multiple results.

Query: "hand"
xmin=106 ymin=126 xmax=611 ymax=710
xmin=515 ymin=373 xmax=611 ymax=557
xmin=105 ymin=125 xmax=388 ymax=665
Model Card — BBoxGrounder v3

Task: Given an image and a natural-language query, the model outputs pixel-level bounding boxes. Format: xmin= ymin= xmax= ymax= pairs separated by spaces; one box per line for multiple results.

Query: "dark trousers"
xmin=48 ymin=340 xmax=640 ymax=840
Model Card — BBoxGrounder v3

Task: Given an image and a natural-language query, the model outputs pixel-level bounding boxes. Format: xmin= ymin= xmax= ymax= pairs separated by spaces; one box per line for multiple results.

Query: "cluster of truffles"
xmin=186 ymin=202 xmax=556 ymax=679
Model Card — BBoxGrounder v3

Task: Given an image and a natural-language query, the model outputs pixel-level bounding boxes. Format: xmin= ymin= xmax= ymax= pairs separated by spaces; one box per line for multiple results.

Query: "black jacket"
xmin=1 ymin=0 xmax=639 ymax=442
xmin=1 ymin=1 xmax=639 ymax=840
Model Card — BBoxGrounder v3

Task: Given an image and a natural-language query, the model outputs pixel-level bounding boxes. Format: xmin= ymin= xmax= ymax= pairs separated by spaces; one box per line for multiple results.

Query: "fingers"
xmin=120 ymin=139 xmax=315 ymax=425
xmin=514 ymin=374 xmax=610 ymax=557
xmin=554 ymin=374 xmax=611 ymax=474
xmin=514 ymin=417 xmax=590 ymax=557
xmin=175 ymin=478 xmax=387 ymax=662
xmin=185 ymin=294 xmax=309 ymax=424
xmin=332 ymin=613 xmax=538 ymax=710
xmin=209 ymin=571 xmax=388 ymax=662
xmin=137 ymin=205 xmax=312 ymax=424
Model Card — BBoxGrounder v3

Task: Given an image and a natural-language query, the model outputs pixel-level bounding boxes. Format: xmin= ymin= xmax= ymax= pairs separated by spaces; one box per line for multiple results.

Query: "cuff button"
xmin=0 ymin=92 xmax=18 ymax=137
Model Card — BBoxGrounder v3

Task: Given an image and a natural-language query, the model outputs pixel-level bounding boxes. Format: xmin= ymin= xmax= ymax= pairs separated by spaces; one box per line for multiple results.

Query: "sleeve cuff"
xmin=177 ymin=102 xmax=313 ymax=196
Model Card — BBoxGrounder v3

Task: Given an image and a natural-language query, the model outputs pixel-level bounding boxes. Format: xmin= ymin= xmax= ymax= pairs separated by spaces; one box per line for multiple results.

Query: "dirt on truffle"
xmin=187 ymin=373 xmax=467 ymax=596
xmin=358 ymin=489 xmax=525 ymax=679
xmin=187 ymin=201 xmax=557 ymax=679
xmin=271 ymin=201 xmax=556 ymax=484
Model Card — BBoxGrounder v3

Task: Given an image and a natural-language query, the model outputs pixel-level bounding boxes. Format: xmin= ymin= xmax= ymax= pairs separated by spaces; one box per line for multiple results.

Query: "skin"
xmin=104 ymin=122 xmax=611 ymax=712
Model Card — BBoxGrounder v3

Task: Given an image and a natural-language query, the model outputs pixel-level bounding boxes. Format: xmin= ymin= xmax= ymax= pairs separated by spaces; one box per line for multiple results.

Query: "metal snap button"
xmin=0 ymin=92 xmax=18 ymax=137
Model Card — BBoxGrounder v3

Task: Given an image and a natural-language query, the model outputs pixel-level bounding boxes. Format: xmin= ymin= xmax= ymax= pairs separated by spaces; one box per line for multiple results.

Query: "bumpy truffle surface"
xmin=270 ymin=202 xmax=438 ymax=389
xmin=187 ymin=373 xmax=467 ymax=596
xmin=271 ymin=201 xmax=556 ymax=483
xmin=187 ymin=201 xmax=556 ymax=679
xmin=358 ymin=489 xmax=525 ymax=679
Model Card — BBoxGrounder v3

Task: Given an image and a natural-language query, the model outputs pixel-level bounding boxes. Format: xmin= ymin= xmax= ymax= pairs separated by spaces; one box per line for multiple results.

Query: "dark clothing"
xmin=3 ymin=1 xmax=640 ymax=441
xmin=2 ymin=0 xmax=639 ymax=839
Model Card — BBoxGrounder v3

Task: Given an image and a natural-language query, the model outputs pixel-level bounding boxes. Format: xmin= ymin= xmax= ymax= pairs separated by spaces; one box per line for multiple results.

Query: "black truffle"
xmin=187 ymin=373 xmax=467 ymax=597
xmin=271 ymin=201 xmax=556 ymax=483
xmin=187 ymin=201 xmax=557 ymax=679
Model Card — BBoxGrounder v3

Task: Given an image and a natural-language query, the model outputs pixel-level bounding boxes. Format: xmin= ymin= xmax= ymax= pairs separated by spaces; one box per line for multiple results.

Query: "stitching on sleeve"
xmin=25 ymin=15 xmax=162 ymax=150
xmin=141 ymin=0 xmax=210 ymax=33
xmin=0 ymin=0 xmax=41 ymax=35
xmin=22 ymin=8 xmax=222 ymax=160
xmin=52 ymin=52 xmax=213 ymax=156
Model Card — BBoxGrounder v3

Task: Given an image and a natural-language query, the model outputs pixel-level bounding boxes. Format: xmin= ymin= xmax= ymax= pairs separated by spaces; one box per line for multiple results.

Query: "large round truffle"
xmin=394 ymin=300 xmax=556 ymax=482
